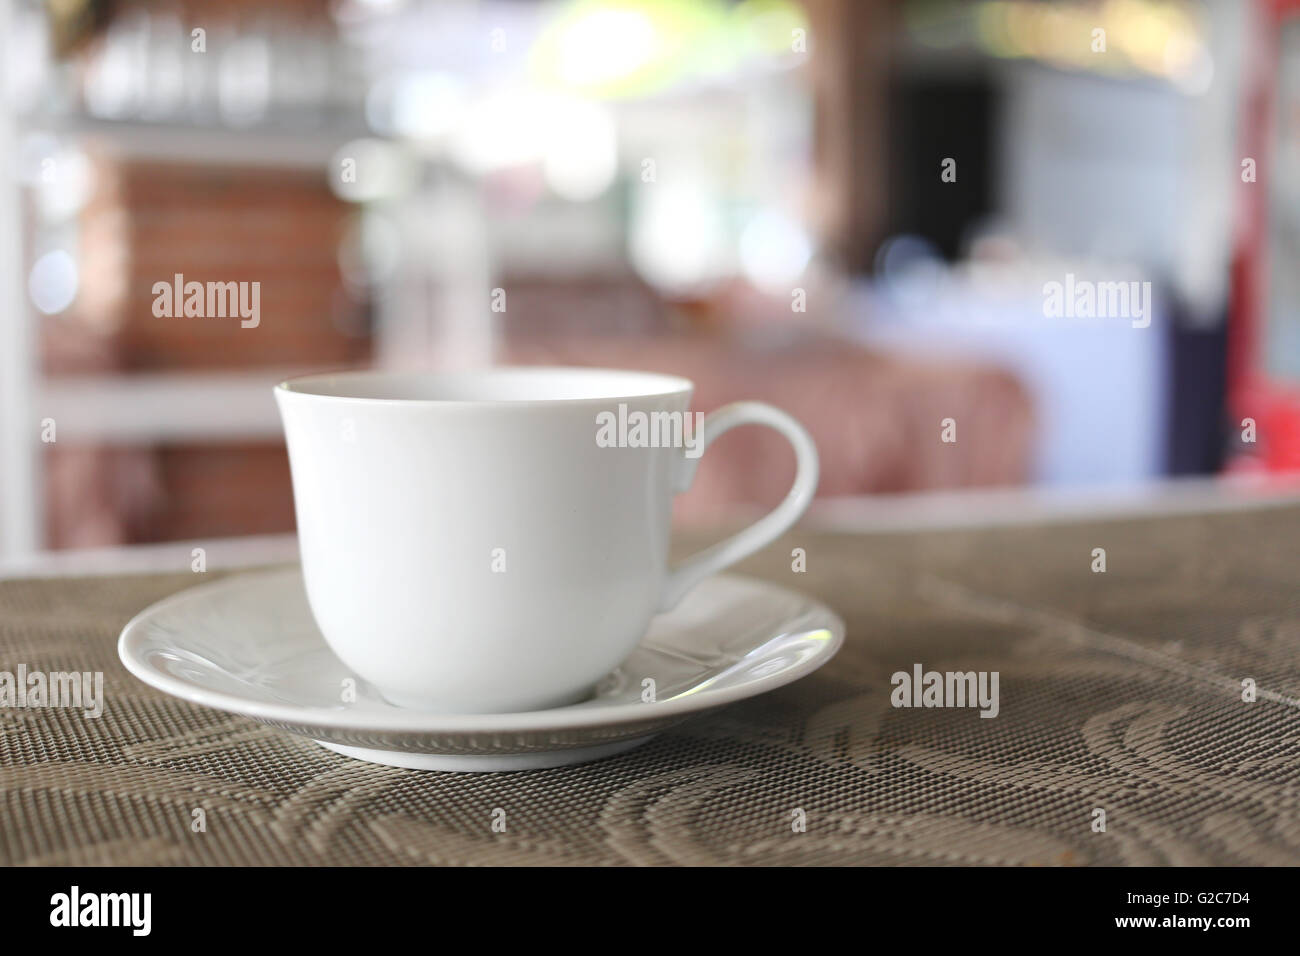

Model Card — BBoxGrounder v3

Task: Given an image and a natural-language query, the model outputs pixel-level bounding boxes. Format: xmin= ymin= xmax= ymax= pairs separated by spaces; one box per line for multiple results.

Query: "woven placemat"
xmin=2 ymin=506 xmax=1298 ymax=865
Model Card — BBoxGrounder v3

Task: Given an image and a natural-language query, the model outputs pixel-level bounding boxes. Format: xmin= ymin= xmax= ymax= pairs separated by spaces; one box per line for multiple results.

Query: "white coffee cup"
xmin=274 ymin=367 xmax=818 ymax=714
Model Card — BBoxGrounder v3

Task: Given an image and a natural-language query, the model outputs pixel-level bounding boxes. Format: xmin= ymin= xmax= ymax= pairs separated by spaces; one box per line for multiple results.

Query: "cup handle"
xmin=658 ymin=401 xmax=820 ymax=612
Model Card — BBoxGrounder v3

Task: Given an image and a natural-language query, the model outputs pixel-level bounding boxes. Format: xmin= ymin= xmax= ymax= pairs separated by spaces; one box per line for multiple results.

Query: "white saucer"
xmin=118 ymin=567 xmax=844 ymax=772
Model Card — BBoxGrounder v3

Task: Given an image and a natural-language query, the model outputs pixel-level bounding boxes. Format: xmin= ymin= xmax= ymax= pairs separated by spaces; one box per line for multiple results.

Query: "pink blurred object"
xmin=505 ymin=333 xmax=1035 ymax=525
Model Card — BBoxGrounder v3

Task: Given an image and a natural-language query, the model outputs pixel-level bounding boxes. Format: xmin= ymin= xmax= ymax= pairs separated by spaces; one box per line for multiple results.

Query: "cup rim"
xmin=275 ymin=365 xmax=695 ymax=407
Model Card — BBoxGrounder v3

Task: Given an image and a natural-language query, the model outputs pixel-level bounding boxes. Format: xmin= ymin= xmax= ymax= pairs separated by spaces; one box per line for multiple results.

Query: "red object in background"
xmin=1228 ymin=384 xmax=1300 ymax=472
xmin=1263 ymin=389 xmax=1300 ymax=471
xmin=1229 ymin=0 xmax=1300 ymax=473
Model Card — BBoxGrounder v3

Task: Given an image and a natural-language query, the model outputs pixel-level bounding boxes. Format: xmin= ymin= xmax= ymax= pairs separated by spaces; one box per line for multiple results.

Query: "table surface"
xmin=2 ymin=498 xmax=1299 ymax=865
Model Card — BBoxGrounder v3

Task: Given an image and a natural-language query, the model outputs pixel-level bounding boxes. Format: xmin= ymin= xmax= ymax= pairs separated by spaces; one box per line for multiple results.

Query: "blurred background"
xmin=1 ymin=0 xmax=1299 ymax=562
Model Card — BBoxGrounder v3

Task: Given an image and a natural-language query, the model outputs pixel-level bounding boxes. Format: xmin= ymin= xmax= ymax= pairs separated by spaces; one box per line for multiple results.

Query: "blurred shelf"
xmin=806 ymin=477 xmax=1300 ymax=533
xmin=55 ymin=116 xmax=368 ymax=170
xmin=39 ymin=370 xmax=298 ymax=442
xmin=0 ymin=532 xmax=299 ymax=579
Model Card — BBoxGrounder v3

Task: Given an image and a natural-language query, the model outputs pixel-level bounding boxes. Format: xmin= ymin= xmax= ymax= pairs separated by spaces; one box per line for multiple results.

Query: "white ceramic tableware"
xmin=117 ymin=566 xmax=844 ymax=771
xmin=273 ymin=367 xmax=818 ymax=714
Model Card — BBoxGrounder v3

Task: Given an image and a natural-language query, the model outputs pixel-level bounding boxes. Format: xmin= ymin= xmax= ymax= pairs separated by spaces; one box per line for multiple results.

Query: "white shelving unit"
xmin=0 ymin=3 xmax=42 ymax=559
xmin=39 ymin=371 xmax=292 ymax=443
xmin=0 ymin=117 xmax=367 ymax=558
xmin=0 ymin=121 xmax=495 ymax=562
xmin=0 ymin=128 xmax=357 ymax=561
xmin=63 ymin=116 xmax=367 ymax=170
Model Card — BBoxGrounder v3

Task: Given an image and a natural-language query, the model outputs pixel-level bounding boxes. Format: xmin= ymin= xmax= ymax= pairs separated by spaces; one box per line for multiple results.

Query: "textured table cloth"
xmin=2 ymin=505 xmax=1298 ymax=866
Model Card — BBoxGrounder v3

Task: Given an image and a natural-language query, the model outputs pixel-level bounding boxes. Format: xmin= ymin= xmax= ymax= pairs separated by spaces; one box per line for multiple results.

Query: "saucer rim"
xmin=117 ymin=565 xmax=844 ymax=735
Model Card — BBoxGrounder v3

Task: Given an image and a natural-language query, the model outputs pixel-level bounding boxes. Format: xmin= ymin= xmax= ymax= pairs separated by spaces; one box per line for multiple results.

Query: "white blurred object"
xmin=367 ymin=71 xmax=466 ymax=142
xmin=4 ymin=3 xmax=50 ymax=115
xmin=552 ymin=8 xmax=659 ymax=90
xmin=139 ymin=15 xmax=187 ymax=119
xmin=630 ymin=177 xmax=728 ymax=292
xmin=218 ymin=35 xmax=272 ymax=126
xmin=31 ymin=145 xmax=95 ymax=223
xmin=542 ymin=99 xmax=618 ymax=201
xmin=449 ymin=89 xmax=550 ymax=173
xmin=329 ymin=138 xmax=419 ymax=203
xmin=738 ymin=209 xmax=811 ymax=291
xmin=83 ymin=12 xmax=149 ymax=119
xmin=28 ymin=249 xmax=79 ymax=315
xmin=371 ymin=182 xmax=495 ymax=371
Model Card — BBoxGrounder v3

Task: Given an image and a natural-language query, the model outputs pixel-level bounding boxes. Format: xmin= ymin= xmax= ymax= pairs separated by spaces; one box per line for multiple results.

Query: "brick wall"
xmin=44 ymin=158 xmax=365 ymax=547
xmin=116 ymin=162 xmax=367 ymax=371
